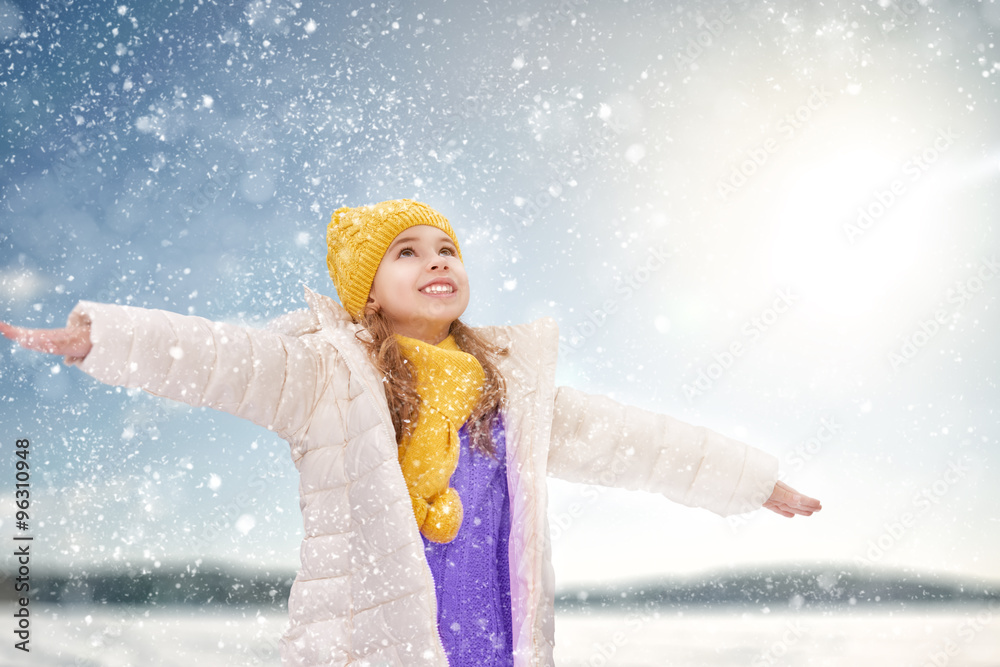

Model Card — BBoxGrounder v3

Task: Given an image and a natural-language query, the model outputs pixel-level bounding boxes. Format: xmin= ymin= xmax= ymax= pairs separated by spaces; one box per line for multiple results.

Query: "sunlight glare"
xmin=769 ymin=148 xmax=927 ymax=320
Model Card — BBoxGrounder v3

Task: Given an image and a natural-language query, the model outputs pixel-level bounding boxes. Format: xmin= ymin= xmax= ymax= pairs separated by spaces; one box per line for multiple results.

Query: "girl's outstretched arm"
xmin=2 ymin=301 xmax=331 ymax=446
xmin=0 ymin=319 xmax=92 ymax=360
xmin=548 ymin=384 xmax=822 ymax=519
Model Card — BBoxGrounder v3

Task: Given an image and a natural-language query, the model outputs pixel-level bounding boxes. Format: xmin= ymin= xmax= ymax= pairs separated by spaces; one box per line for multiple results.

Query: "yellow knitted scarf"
xmin=394 ymin=333 xmax=485 ymax=543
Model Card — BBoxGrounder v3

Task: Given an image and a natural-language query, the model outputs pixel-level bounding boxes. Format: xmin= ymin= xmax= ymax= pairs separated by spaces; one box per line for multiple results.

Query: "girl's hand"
xmin=763 ymin=480 xmax=822 ymax=518
xmin=0 ymin=319 xmax=92 ymax=360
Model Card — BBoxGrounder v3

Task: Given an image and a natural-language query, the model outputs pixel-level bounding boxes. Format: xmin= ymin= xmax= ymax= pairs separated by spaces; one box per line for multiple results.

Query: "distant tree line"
xmin=2 ymin=563 xmax=997 ymax=609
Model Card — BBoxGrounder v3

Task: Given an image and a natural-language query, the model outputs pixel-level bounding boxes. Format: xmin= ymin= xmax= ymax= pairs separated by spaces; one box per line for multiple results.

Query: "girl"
xmin=1 ymin=198 xmax=821 ymax=667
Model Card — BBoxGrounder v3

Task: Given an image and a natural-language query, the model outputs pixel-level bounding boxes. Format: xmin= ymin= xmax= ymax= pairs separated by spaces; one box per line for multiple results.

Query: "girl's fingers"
xmin=15 ymin=327 xmax=58 ymax=354
xmin=0 ymin=321 xmax=18 ymax=340
xmin=0 ymin=321 xmax=90 ymax=357
xmin=763 ymin=481 xmax=823 ymax=517
xmin=785 ymin=494 xmax=822 ymax=512
xmin=0 ymin=321 xmax=42 ymax=350
xmin=765 ymin=503 xmax=794 ymax=517
xmin=770 ymin=481 xmax=822 ymax=512
xmin=765 ymin=501 xmax=803 ymax=518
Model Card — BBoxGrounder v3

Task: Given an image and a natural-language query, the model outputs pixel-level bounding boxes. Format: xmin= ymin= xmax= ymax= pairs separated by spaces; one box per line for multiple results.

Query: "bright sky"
xmin=1 ymin=0 xmax=998 ymax=590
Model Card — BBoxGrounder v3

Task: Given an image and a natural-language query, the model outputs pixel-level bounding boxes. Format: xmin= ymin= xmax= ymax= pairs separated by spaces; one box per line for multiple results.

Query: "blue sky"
xmin=1 ymin=0 xmax=998 ymax=588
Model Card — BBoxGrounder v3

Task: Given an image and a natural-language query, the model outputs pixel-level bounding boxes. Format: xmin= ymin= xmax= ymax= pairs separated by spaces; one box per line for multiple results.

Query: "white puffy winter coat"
xmin=65 ymin=285 xmax=779 ymax=666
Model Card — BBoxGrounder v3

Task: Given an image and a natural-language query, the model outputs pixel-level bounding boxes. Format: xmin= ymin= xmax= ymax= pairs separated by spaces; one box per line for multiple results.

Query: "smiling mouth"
xmin=420 ymin=284 xmax=455 ymax=295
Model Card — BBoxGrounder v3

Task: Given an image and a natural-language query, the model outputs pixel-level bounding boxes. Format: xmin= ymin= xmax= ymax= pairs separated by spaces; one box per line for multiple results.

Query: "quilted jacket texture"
xmin=65 ymin=285 xmax=780 ymax=666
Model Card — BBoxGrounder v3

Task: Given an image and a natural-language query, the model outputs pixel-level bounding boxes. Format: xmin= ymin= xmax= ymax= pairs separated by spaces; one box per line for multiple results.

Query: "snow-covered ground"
xmin=6 ymin=604 xmax=999 ymax=666
xmin=553 ymin=606 xmax=1000 ymax=666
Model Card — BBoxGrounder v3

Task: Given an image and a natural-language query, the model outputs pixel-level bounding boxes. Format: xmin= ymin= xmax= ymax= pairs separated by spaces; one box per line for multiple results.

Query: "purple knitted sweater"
xmin=421 ymin=414 xmax=514 ymax=666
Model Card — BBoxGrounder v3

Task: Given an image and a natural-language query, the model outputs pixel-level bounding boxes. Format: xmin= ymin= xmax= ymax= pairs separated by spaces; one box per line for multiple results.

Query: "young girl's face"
xmin=367 ymin=224 xmax=469 ymax=344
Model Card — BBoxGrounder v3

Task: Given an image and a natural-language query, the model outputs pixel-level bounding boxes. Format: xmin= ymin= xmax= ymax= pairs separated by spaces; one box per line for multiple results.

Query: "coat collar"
xmin=301 ymin=284 xmax=359 ymax=330
xmin=300 ymin=284 xmax=396 ymax=433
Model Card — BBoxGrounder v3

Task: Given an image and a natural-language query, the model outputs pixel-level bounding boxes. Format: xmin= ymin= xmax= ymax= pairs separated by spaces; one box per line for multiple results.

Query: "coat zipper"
xmin=327 ymin=327 xmax=451 ymax=665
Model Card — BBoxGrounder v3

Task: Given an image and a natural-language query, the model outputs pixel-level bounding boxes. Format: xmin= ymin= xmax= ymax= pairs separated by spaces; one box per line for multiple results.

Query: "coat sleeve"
xmin=546 ymin=385 xmax=779 ymax=517
xmin=63 ymin=300 xmax=328 ymax=441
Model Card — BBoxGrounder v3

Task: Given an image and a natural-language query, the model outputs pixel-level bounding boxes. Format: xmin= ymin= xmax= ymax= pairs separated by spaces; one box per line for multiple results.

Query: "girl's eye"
xmin=397 ymin=246 xmax=455 ymax=258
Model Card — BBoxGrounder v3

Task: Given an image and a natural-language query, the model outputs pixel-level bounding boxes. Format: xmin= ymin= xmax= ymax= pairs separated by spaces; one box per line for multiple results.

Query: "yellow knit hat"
xmin=326 ymin=199 xmax=463 ymax=320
